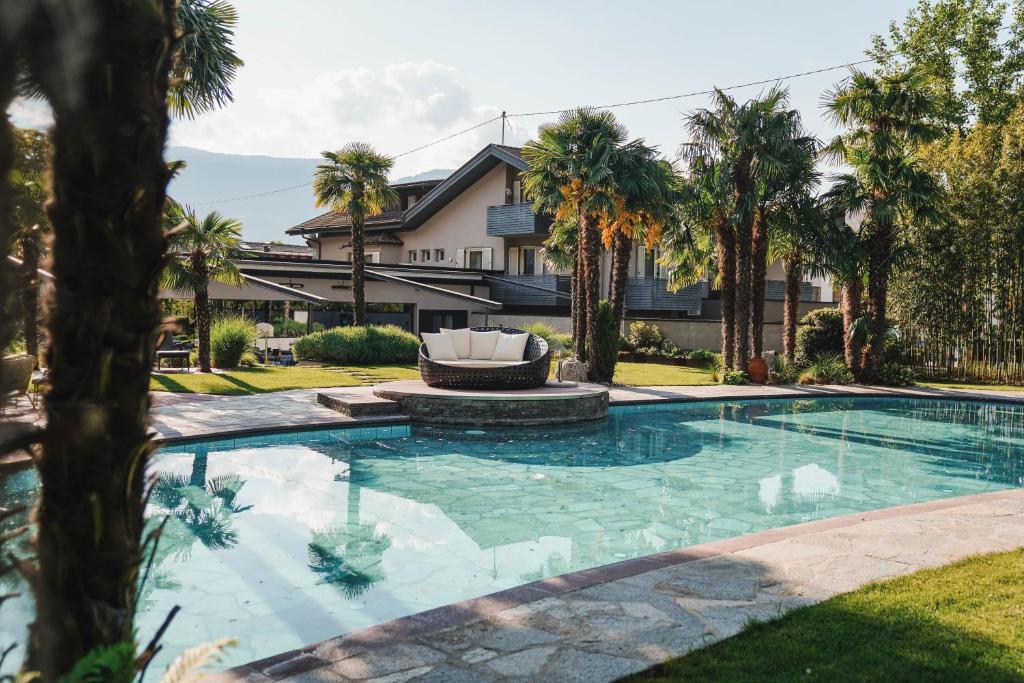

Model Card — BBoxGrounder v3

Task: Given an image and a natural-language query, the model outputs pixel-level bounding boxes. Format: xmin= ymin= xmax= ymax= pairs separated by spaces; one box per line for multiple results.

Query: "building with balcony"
xmin=168 ymin=144 xmax=832 ymax=341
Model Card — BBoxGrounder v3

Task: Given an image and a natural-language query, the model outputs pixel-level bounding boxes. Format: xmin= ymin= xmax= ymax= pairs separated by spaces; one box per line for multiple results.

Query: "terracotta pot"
xmin=747 ymin=357 xmax=768 ymax=384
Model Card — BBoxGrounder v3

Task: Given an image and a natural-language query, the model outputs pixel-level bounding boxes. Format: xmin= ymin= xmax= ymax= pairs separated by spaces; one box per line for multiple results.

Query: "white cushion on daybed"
xmin=469 ymin=330 xmax=501 ymax=359
xmin=491 ymin=332 xmax=529 ymax=361
xmin=433 ymin=359 xmax=529 ymax=368
xmin=440 ymin=327 xmax=471 ymax=358
xmin=421 ymin=332 xmax=458 ymax=361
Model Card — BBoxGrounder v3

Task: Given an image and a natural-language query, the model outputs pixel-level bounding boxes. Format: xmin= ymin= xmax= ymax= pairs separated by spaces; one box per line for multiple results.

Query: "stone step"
xmin=317 ymin=391 xmax=402 ymax=418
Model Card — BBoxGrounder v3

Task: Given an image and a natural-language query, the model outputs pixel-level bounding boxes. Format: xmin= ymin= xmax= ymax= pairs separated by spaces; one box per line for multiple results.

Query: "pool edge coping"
xmin=208 ymin=487 xmax=1024 ymax=682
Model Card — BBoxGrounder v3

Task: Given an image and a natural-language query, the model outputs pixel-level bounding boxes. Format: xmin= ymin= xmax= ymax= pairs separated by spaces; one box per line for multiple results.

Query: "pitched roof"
xmin=285 ymin=144 xmax=525 ymax=236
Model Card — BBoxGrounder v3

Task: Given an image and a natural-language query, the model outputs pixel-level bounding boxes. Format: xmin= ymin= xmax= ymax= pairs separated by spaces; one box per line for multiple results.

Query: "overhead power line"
xmin=192 ymin=56 xmax=876 ymax=206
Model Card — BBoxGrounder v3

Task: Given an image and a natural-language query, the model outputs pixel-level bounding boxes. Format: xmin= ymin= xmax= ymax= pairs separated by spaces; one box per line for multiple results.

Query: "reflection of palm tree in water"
xmin=148 ymin=443 xmax=253 ymax=555
xmin=308 ymin=455 xmax=391 ymax=599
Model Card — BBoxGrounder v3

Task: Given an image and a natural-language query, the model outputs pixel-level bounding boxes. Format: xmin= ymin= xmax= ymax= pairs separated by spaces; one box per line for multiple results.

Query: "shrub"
xmin=271 ymin=317 xmax=307 ymax=337
xmin=619 ymin=335 xmax=634 ymax=353
xmin=798 ymin=353 xmax=853 ymax=385
xmin=238 ymin=350 xmax=260 ymax=367
xmin=211 ymin=316 xmax=258 ymax=369
xmin=634 ymin=346 xmax=661 ymax=356
xmin=878 ymin=361 xmax=916 ymax=387
xmin=292 ymin=324 xmax=420 ymax=364
xmin=591 ymin=300 xmax=619 ymax=383
xmin=522 ymin=322 xmax=572 ymax=353
xmin=795 ymin=307 xmax=845 ymax=366
xmin=768 ymin=355 xmax=801 ymax=384
xmin=660 ymin=340 xmax=681 ymax=357
xmin=688 ymin=348 xmax=719 ymax=366
xmin=721 ymin=369 xmax=749 ymax=385
xmin=627 ymin=320 xmax=665 ymax=351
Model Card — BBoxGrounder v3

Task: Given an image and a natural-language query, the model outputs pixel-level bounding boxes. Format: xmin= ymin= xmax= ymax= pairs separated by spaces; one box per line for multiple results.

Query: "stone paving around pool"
xmin=151 ymin=382 xmax=1024 ymax=443
xmin=205 ymin=489 xmax=1024 ymax=683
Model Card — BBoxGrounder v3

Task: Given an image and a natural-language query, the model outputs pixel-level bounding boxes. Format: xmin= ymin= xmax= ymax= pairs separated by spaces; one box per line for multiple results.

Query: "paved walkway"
xmin=151 ymin=382 xmax=1024 ymax=443
xmin=207 ymin=489 xmax=1024 ymax=682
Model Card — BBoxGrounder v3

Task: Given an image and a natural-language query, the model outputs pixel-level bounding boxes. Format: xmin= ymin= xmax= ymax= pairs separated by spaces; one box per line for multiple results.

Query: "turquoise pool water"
xmin=2 ymin=397 xmax=1024 ymax=675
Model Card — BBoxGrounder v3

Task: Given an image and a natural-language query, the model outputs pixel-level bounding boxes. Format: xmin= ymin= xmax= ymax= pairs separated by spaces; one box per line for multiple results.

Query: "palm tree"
xmin=10 ymin=0 xmax=241 ymax=675
xmin=686 ymin=88 xmax=798 ymax=370
xmin=170 ymin=0 xmax=244 ymax=119
xmin=161 ymin=205 xmax=243 ymax=372
xmin=522 ymin=109 xmax=627 ymax=366
xmin=603 ymin=148 xmax=681 ymax=334
xmin=314 ymin=143 xmax=397 ymax=327
xmin=822 ymin=68 xmax=942 ymax=381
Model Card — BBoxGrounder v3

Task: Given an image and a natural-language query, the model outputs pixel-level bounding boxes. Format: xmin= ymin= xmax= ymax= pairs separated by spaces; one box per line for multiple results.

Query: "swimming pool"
xmin=2 ymin=396 xmax=1023 ymax=675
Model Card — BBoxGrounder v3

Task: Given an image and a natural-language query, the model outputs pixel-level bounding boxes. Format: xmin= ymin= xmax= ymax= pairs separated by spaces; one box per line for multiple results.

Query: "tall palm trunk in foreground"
xmin=19 ymin=241 xmax=39 ymax=363
xmin=23 ymin=1 xmax=177 ymax=676
xmin=862 ymin=223 xmax=893 ymax=381
xmin=571 ymin=248 xmax=584 ymax=356
xmin=350 ymin=185 xmax=367 ymax=326
xmin=0 ymin=54 xmax=17 ymax=358
xmin=782 ymin=255 xmax=803 ymax=362
xmin=193 ymin=251 xmax=212 ymax=371
xmin=750 ymin=208 xmax=769 ymax=358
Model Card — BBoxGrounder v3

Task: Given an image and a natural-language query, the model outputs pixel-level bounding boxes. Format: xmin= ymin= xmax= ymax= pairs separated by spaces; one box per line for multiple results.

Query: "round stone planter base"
xmin=372 ymin=380 xmax=609 ymax=426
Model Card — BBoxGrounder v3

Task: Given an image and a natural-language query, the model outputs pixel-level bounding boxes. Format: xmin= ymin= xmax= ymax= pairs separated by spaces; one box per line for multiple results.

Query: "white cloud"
xmin=8 ymin=98 xmax=54 ymax=130
xmin=170 ymin=60 xmax=529 ymax=176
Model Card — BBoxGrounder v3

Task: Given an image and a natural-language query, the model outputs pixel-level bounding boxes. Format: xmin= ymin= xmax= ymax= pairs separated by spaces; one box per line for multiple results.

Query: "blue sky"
xmin=10 ymin=0 xmax=920 ymax=178
xmin=162 ymin=0 xmax=918 ymax=175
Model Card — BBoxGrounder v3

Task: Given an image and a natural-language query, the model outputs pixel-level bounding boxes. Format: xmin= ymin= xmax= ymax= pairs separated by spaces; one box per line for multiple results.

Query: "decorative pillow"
xmin=469 ymin=330 xmax=501 ymax=359
xmin=440 ymin=327 xmax=471 ymax=359
xmin=491 ymin=332 xmax=530 ymax=361
xmin=421 ymin=332 xmax=458 ymax=361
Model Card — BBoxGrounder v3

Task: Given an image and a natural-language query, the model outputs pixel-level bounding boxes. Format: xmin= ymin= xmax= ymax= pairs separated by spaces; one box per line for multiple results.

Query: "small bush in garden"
xmin=523 ymin=322 xmax=572 ymax=353
xmin=798 ymin=353 xmax=853 ymax=385
xmin=238 ymin=350 xmax=260 ymax=367
xmin=619 ymin=335 xmax=634 ymax=353
xmin=795 ymin=307 xmax=845 ymax=366
xmin=878 ymin=361 xmax=916 ymax=386
xmin=721 ymin=370 xmax=749 ymax=385
xmin=627 ymin=320 xmax=665 ymax=351
xmin=688 ymin=348 xmax=719 ymax=366
xmin=634 ymin=346 xmax=661 ymax=356
xmin=292 ymin=324 xmax=419 ymax=364
xmin=272 ymin=317 xmax=308 ymax=337
xmin=768 ymin=355 xmax=801 ymax=384
xmin=660 ymin=340 xmax=681 ymax=357
xmin=211 ymin=316 xmax=257 ymax=369
xmin=591 ymin=300 xmax=619 ymax=383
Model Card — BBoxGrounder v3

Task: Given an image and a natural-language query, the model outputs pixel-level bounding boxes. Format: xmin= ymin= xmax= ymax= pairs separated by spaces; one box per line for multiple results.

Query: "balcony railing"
xmin=765 ymin=280 xmax=820 ymax=301
xmin=486 ymin=202 xmax=552 ymax=236
xmin=625 ymin=278 xmax=705 ymax=314
xmin=486 ymin=274 xmax=570 ymax=306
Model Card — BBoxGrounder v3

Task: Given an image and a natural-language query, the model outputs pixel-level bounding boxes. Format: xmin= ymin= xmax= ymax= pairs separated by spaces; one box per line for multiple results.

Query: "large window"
xmin=408 ymin=250 xmax=417 ymax=263
xmin=522 ymin=247 xmax=537 ymax=275
xmin=435 ymin=248 xmax=445 ymax=262
xmin=421 ymin=249 xmax=430 ymax=262
xmin=468 ymin=250 xmax=483 ymax=269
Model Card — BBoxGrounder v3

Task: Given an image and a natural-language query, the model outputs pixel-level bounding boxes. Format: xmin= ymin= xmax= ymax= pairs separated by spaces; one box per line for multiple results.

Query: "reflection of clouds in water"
xmin=759 ymin=474 xmax=783 ymax=513
xmin=792 ymin=464 xmax=840 ymax=502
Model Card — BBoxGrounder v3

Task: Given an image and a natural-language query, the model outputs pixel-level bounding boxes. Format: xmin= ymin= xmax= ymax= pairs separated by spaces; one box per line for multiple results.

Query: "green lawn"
xmin=149 ymin=365 xmax=420 ymax=395
xmin=629 ymin=549 xmax=1024 ymax=683
xmin=614 ymin=362 xmax=717 ymax=386
xmin=923 ymin=381 xmax=1024 ymax=393
xmin=149 ymin=361 xmax=717 ymax=395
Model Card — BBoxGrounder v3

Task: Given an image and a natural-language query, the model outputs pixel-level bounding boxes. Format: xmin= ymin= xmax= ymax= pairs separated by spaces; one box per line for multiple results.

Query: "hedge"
xmin=292 ymin=324 xmax=420 ymax=364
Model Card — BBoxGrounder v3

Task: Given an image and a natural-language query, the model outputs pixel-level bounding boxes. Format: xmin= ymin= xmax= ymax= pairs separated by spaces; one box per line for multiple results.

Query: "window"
xmin=522 ymin=247 xmax=537 ymax=275
xmin=408 ymin=250 xmax=417 ymax=263
xmin=468 ymin=251 xmax=483 ymax=269
xmin=435 ymin=248 xmax=445 ymax=262
xmin=421 ymin=249 xmax=430 ymax=262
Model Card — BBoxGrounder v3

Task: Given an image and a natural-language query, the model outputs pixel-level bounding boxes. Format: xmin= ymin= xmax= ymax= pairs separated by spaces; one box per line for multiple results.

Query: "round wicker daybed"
xmin=418 ymin=326 xmax=550 ymax=390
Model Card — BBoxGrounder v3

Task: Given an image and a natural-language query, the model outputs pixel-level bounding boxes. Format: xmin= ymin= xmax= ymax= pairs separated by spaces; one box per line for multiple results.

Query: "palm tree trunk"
xmin=750 ymin=208 xmax=769 ymax=358
xmin=0 ymin=54 xmax=17 ymax=358
xmin=195 ymin=284 xmax=211 ymax=372
xmin=24 ymin=1 xmax=177 ymax=677
xmin=580 ymin=212 xmax=601 ymax=379
xmin=716 ymin=219 xmax=736 ymax=370
xmin=842 ymin=275 xmax=864 ymax=380
xmin=783 ymin=255 xmax=802 ymax=362
xmin=351 ymin=187 xmax=366 ymax=327
xmin=570 ymin=247 xmax=583 ymax=358
xmin=863 ymin=224 xmax=892 ymax=383
xmin=734 ymin=218 xmax=753 ymax=371
xmin=20 ymin=239 xmax=40 ymax=365
xmin=609 ymin=230 xmax=632 ymax=331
